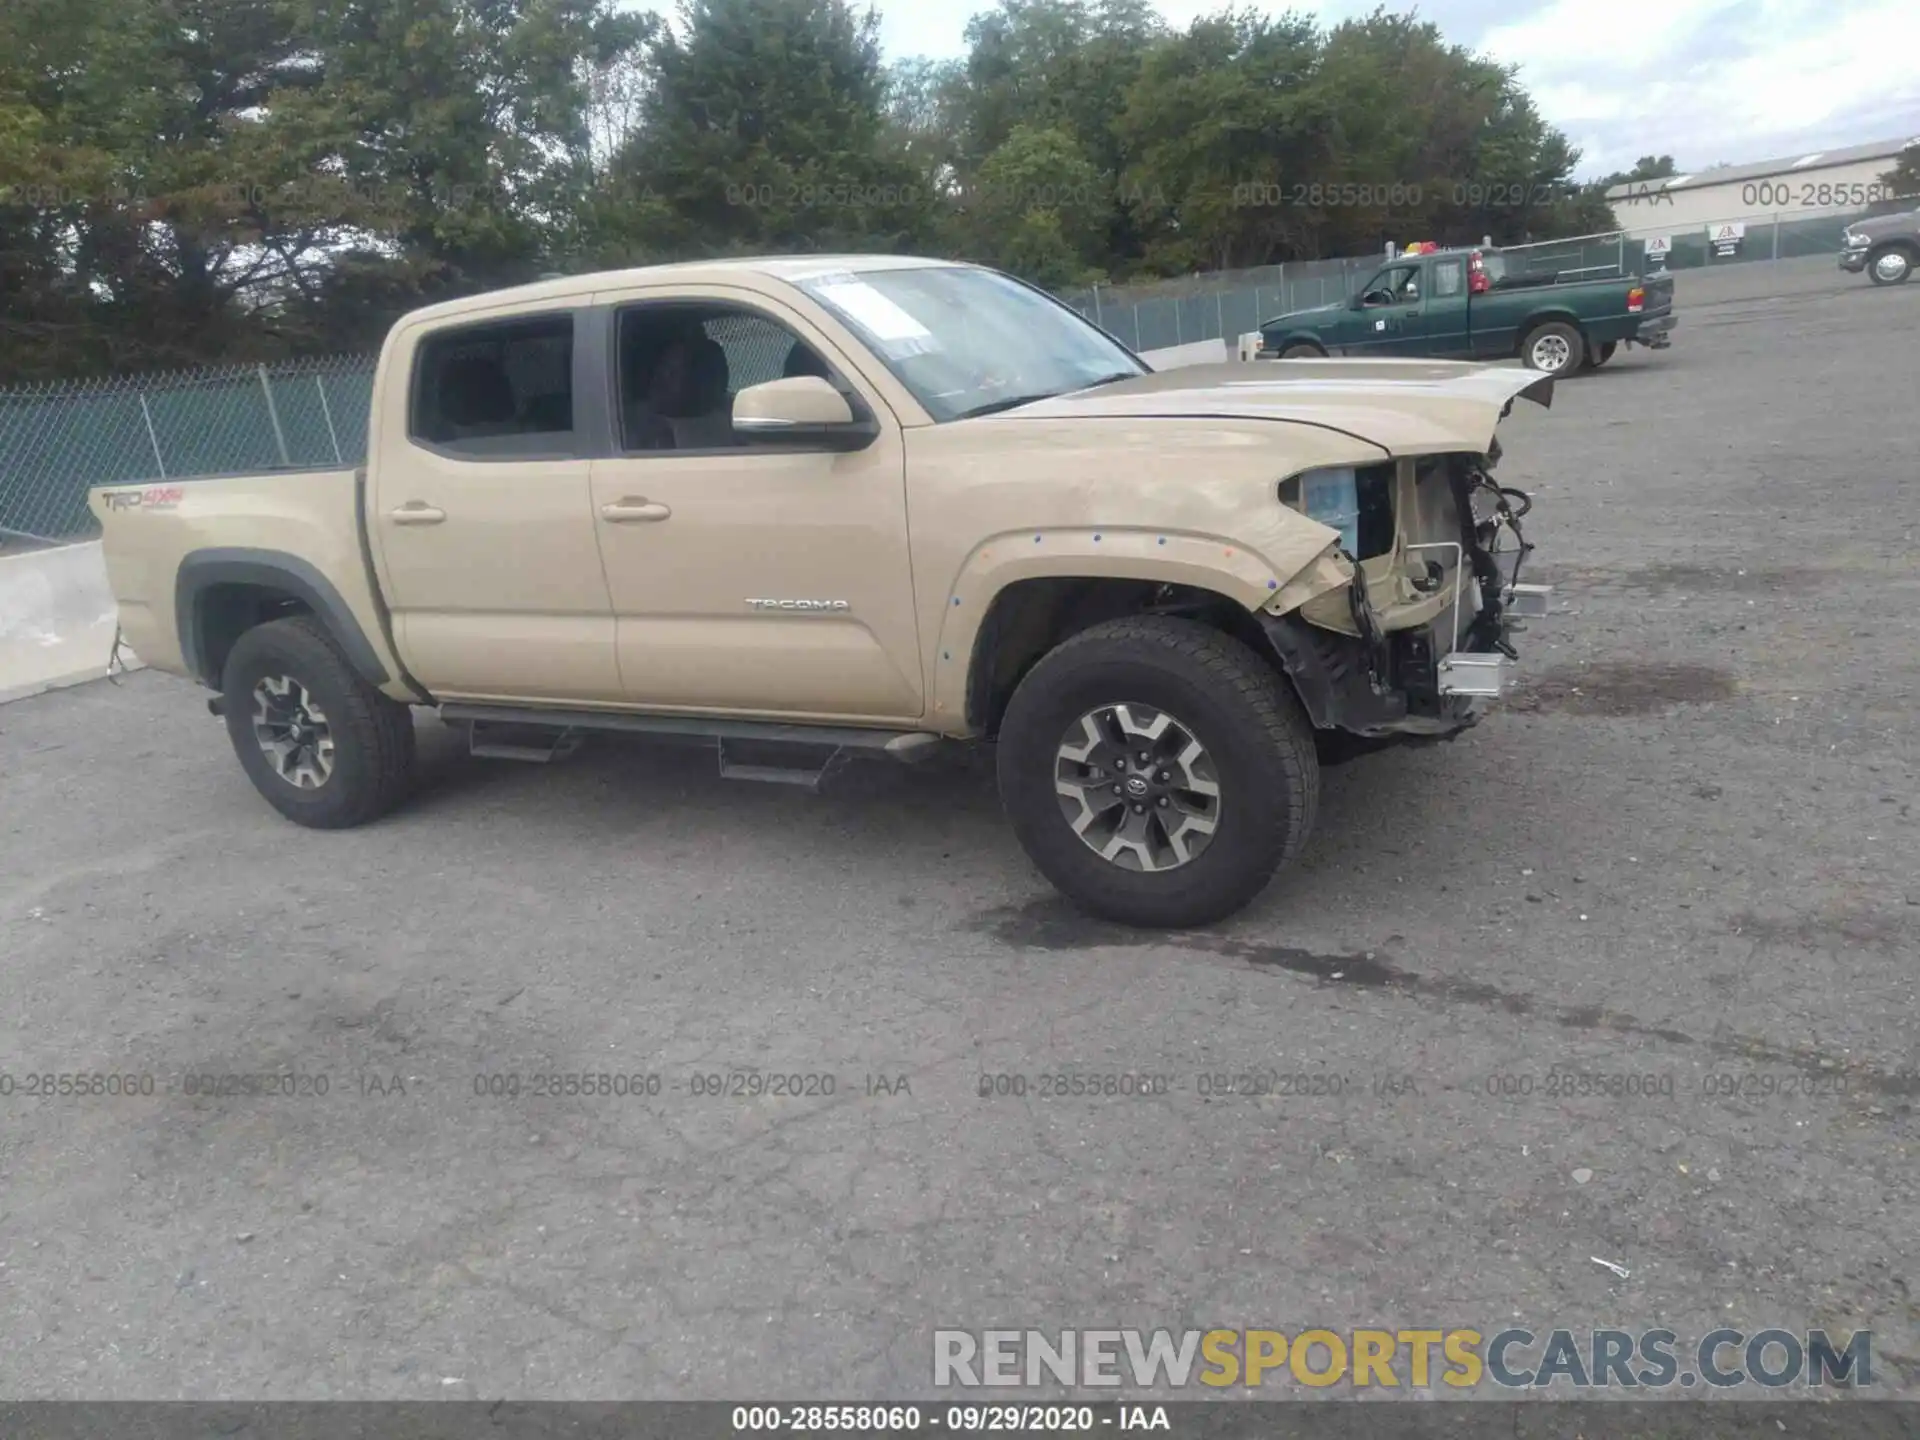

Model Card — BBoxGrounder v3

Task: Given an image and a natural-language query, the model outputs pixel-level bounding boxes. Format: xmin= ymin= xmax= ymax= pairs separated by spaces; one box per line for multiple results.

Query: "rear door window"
xmin=411 ymin=314 xmax=576 ymax=458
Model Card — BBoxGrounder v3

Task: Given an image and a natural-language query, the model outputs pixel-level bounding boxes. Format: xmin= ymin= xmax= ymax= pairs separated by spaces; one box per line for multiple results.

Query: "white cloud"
xmin=1478 ymin=0 xmax=1920 ymax=174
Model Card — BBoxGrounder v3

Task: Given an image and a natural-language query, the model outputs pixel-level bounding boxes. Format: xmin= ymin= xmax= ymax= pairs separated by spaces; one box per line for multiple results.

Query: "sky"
xmin=869 ymin=0 xmax=1920 ymax=179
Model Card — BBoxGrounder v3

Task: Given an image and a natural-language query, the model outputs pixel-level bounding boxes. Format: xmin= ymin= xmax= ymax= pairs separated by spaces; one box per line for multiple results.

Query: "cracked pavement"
xmin=0 ymin=257 xmax=1916 ymax=1401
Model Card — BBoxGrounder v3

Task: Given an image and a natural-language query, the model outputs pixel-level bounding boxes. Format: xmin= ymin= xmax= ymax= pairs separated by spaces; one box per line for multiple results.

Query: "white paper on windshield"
xmin=814 ymin=280 xmax=940 ymax=358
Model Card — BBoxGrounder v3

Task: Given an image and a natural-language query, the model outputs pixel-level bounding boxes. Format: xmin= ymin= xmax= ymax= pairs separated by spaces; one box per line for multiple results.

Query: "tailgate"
xmin=1637 ymin=272 xmax=1675 ymax=314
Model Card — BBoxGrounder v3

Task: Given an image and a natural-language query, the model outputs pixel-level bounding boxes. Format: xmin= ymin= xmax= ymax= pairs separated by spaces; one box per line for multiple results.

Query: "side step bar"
xmin=468 ymin=721 xmax=584 ymax=763
xmin=439 ymin=703 xmax=945 ymax=786
xmin=716 ymin=739 xmax=842 ymax=793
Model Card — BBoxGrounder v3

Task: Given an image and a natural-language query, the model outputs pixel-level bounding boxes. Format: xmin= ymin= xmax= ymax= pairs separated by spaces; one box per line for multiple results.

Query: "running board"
xmin=717 ymin=739 xmax=840 ymax=792
xmin=468 ymin=721 xmax=583 ymax=763
xmin=440 ymin=703 xmax=945 ymax=762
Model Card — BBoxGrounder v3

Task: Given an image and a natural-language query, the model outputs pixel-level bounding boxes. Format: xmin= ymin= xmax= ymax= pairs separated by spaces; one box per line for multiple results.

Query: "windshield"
xmin=795 ymin=265 xmax=1145 ymax=422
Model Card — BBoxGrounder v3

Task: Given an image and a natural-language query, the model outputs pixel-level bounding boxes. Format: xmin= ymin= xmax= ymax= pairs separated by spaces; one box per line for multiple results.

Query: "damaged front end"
xmin=1259 ymin=434 xmax=1549 ymax=747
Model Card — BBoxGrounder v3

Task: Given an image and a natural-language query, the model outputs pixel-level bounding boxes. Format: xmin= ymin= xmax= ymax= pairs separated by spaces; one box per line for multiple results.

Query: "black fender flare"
xmin=176 ymin=548 xmax=389 ymax=688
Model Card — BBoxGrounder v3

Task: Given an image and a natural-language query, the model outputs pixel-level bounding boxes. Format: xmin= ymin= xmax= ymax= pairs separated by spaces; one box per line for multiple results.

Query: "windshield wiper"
xmin=953 ymin=371 xmax=1144 ymax=420
xmin=953 ymin=392 xmax=1062 ymax=420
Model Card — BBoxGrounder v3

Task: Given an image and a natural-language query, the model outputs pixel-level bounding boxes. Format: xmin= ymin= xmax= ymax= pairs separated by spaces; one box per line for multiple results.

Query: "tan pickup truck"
xmin=90 ymin=254 xmax=1555 ymax=928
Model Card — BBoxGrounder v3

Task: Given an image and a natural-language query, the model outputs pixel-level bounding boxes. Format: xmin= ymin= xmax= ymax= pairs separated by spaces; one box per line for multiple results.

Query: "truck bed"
xmin=85 ymin=466 xmax=405 ymax=693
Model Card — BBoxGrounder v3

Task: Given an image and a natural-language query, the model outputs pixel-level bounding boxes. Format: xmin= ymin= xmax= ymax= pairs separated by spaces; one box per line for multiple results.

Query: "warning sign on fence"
xmin=1706 ymin=222 xmax=1746 ymax=258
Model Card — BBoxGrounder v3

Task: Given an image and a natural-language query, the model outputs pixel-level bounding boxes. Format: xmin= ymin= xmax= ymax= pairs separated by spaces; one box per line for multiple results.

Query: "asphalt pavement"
xmin=1 ymin=256 xmax=1917 ymax=1402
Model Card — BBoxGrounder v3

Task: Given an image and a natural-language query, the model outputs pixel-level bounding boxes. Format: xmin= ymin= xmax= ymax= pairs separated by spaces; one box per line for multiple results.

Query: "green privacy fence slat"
xmin=0 ymin=356 xmax=377 ymax=541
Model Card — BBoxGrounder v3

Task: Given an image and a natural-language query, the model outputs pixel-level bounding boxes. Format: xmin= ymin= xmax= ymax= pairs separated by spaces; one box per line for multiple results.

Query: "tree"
xmin=1113 ymin=9 xmax=1325 ymax=273
xmin=1110 ymin=7 xmax=1595 ymax=272
xmin=951 ymin=124 xmax=1108 ymax=288
xmin=1 ymin=0 xmax=1648 ymax=379
xmin=1595 ymin=155 xmax=1677 ymax=189
xmin=592 ymin=0 xmax=929 ymax=262
xmin=0 ymin=0 xmax=651 ymax=377
xmin=0 ymin=0 xmax=342 ymax=375
xmin=944 ymin=0 xmax=1164 ymax=270
xmin=286 ymin=0 xmax=653 ymax=329
xmin=1883 ymin=143 xmax=1920 ymax=199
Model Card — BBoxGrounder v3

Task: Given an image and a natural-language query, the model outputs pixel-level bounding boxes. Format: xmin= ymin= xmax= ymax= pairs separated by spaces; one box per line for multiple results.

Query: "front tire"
xmin=995 ymin=617 xmax=1319 ymax=928
xmin=1522 ymin=320 xmax=1586 ymax=377
xmin=221 ymin=615 xmax=417 ymax=829
xmin=1278 ymin=342 xmax=1325 ymax=359
xmin=1868 ymin=245 xmax=1914 ymax=285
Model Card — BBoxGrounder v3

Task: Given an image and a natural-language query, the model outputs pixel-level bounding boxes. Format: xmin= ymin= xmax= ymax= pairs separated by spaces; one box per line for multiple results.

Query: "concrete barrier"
xmin=0 ymin=540 xmax=140 ymax=705
xmin=1140 ymin=337 xmax=1230 ymax=369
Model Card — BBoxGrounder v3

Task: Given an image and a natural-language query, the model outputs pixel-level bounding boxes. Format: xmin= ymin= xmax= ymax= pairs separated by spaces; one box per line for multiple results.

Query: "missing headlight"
xmin=1281 ymin=462 xmax=1396 ymax=560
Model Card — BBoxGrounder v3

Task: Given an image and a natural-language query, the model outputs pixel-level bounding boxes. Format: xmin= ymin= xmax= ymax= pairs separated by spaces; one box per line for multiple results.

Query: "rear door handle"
xmin=601 ymin=498 xmax=672 ymax=523
xmin=389 ymin=502 xmax=446 ymax=525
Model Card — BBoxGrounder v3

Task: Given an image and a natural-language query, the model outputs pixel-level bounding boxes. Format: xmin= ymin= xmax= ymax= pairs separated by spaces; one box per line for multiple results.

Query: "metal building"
xmin=1606 ymin=135 xmax=1916 ymax=261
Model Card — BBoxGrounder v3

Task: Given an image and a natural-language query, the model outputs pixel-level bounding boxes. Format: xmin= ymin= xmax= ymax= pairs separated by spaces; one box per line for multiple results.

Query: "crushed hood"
xmin=1007 ymin=358 xmax=1554 ymax=456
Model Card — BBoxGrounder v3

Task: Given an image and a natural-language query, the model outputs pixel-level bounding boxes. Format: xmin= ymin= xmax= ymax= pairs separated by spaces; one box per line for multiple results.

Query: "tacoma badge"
xmin=746 ymin=599 xmax=852 ymax=612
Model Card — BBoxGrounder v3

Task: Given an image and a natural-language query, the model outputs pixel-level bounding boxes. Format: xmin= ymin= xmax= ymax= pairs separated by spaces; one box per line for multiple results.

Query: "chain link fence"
xmin=1059 ymin=255 xmax=1383 ymax=354
xmin=1498 ymin=208 xmax=1870 ymax=275
xmin=0 ymin=355 xmax=375 ymax=544
xmin=0 ymin=206 xmax=1884 ymax=545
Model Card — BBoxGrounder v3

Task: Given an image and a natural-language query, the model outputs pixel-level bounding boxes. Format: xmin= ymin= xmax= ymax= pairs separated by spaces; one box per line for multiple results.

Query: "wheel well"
xmin=192 ymin=584 xmax=313 ymax=686
xmin=1517 ymin=312 xmax=1584 ymax=354
xmin=965 ymin=577 xmax=1281 ymax=736
xmin=1870 ymin=240 xmax=1918 ymax=258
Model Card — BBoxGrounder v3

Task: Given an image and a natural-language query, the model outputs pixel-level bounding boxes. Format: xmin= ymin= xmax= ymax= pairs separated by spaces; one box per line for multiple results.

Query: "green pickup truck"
xmin=1257 ymin=247 xmax=1676 ymax=378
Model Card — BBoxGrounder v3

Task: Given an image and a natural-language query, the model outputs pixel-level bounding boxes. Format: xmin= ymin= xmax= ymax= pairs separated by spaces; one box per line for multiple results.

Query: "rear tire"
xmin=1521 ymin=320 xmax=1586 ymax=377
xmin=996 ymin=617 xmax=1319 ymax=929
xmin=1868 ymin=245 xmax=1914 ymax=285
xmin=221 ymin=615 xmax=417 ymax=829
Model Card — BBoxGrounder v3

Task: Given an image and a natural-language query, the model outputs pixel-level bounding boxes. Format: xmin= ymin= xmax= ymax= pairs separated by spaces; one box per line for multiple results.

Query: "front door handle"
xmin=601 ymin=498 xmax=672 ymax=523
xmin=389 ymin=502 xmax=446 ymax=525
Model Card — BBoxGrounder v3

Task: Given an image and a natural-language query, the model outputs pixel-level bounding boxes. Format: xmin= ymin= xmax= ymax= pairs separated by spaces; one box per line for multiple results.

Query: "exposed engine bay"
xmin=1261 ymin=438 xmax=1544 ymax=746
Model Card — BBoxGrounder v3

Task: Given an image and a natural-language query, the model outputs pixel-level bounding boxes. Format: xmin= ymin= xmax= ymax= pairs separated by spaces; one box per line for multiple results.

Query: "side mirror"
xmin=732 ymin=376 xmax=876 ymax=451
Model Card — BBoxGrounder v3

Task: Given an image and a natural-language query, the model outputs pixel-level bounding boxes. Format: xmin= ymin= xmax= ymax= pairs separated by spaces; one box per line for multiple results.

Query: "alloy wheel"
xmin=251 ymin=675 xmax=335 ymax=790
xmin=1053 ymin=703 xmax=1221 ymax=872
xmin=1530 ymin=332 xmax=1572 ymax=372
